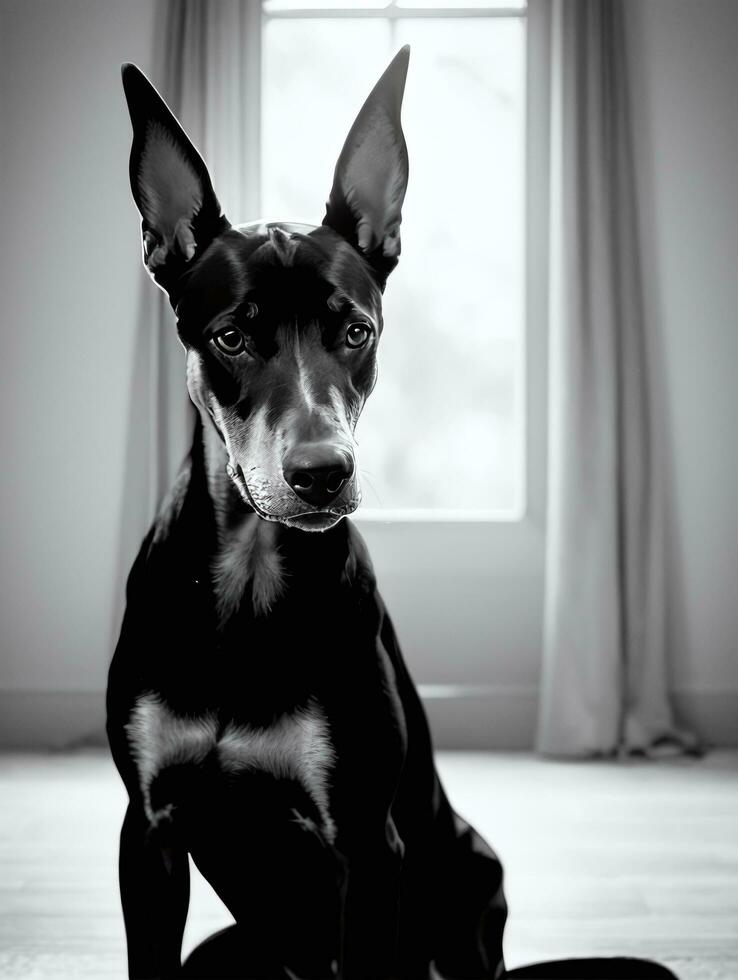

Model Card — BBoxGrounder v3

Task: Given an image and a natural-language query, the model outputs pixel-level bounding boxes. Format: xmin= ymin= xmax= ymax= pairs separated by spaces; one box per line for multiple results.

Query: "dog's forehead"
xmin=176 ymin=225 xmax=381 ymax=329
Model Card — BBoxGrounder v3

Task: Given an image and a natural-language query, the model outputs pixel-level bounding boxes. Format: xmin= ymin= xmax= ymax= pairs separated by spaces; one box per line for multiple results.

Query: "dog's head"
xmin=122 ymin=50 xmax=409 ymax=532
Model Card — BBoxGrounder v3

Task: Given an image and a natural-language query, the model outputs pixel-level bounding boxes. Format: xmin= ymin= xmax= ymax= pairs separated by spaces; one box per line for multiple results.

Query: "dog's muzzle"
xmin=226 ymin=456 xmax=360 ymax=532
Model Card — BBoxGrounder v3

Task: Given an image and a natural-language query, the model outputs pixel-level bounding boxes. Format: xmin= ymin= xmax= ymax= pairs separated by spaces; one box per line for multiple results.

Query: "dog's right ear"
xmin=121 ymin=64 xmax=229 ymax=297
xmin=323 ymin=47 xmax=410 ymax=289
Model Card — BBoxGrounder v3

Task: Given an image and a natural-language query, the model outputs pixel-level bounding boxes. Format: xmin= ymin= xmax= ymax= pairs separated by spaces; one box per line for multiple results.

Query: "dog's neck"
xmin=194 ymin=413 xmax=368 ymax=621
xmin=199 ymin=414 xmax=247 ymax=540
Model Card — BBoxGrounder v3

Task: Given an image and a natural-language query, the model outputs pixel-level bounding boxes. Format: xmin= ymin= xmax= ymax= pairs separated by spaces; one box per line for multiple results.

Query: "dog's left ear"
xmin=121 ymin=63 xmax=229 ymax=298
xmin=323 ymin=46 xmax=410 ymax=287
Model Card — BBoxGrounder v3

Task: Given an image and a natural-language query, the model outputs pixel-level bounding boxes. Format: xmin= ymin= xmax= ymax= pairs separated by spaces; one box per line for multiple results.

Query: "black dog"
xmin=107 ymin=49 xmax=677 ymax=980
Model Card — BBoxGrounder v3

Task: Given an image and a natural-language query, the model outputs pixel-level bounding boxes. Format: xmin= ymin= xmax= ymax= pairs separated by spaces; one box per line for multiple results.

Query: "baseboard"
xmin=671 ymin=688 xmax=738 ymax=749
xmin=0 ymin=689 xmax=107 ymax=750
xmin=0 ymin=685 xmax=736 ymax=750
xmin=0 ymin=685 xmax=539 ymax=750
xmin=420 ymin=684 xmax=738 ymax=750
xmin=420 ymin=685 xmax=539 ymax=749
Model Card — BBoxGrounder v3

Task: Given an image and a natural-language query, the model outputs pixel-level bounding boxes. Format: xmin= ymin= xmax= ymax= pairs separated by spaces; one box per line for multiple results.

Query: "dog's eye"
xmin=345 ymin=322 xmax=372 ymax=349
xmin=213 ymin=328 xmax=246 ymax=356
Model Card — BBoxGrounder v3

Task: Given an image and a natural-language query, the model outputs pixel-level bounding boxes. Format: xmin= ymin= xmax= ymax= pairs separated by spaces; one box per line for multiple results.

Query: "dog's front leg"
xmin=119 ymin=803 xmax=190 ymax=979
xmin=338 ymin=815 xmax=405 ymax=980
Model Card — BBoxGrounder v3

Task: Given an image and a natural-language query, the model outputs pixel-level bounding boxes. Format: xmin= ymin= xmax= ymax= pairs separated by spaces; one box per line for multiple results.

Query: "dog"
xmin=107 ymin=49 xmax=678 ymax=980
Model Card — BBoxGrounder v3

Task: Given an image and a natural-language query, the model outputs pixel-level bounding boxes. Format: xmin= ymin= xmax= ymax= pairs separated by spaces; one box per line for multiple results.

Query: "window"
xmin=233 ymin=0 xmax=549 ymax=724
xmin=261 ymin=0 xmax=528 ymax=516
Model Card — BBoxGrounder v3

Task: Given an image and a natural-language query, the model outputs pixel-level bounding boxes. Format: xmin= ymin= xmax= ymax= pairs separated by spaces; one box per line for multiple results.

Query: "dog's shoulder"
xmin=150 ymin=455 xmax=193 ymax=551
xmin=128 ymin=447 xmax=216 ymax=592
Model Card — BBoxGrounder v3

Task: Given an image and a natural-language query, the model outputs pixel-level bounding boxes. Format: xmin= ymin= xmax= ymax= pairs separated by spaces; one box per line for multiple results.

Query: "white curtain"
xmin=114 ymin=0 xmax=260 ymax=628
xmin=536 ymin=0 xmax=698 ymax=757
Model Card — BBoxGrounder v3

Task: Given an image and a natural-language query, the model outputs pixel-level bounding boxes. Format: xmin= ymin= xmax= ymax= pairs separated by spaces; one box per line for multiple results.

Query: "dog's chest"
xmin=126 ymin=693 xmax=336 ymax=840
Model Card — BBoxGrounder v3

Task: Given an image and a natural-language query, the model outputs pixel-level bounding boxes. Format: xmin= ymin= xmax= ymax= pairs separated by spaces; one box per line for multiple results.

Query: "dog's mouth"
xmin=277 ymin=495 xmax=361 ymax=532
xmin=282 ymin=512 xmax=345 ymax=532
xmin=263 ymin=504 xmax=359 ymax=534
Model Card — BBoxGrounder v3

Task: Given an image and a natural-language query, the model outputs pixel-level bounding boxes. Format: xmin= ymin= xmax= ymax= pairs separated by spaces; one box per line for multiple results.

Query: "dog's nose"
xmin=283 ymin=444 xmax=354 ymax=508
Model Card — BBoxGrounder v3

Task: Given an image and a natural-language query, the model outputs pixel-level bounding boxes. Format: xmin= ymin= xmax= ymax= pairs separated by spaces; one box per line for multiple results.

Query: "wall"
xmin=0 ymin=0 xmax=163 ymax=743
xmin=0 ymin=0 xmax=736 ymax=748
xmin=625 ymin=0 xmax=738 ymax=742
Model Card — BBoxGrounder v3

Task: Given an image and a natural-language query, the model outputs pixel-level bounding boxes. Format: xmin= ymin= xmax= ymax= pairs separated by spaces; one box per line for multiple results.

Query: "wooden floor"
xmin=0 ymin=750 xmax=735 ymax=979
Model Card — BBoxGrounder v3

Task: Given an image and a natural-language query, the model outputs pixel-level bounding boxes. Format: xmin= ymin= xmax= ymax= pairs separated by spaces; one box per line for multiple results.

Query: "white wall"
xmin=625 ymin=0 xmax=738 ymax=741
xmin=0 ymin=0 xmax=163 ymax=743
xmin=0 ymin=0 xmax=736 ymax=747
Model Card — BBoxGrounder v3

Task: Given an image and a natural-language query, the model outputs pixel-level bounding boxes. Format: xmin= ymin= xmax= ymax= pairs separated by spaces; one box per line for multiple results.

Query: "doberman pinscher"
xmin=107 ymin=49 xmax=678 ymax=980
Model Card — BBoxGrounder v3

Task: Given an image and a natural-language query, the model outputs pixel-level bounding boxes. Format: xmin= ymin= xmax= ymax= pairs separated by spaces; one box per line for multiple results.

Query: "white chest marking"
xmin=125 ymin=693 xmax=335 ymax=840
xmin=218 ymin=710 xmax=336 ymax=840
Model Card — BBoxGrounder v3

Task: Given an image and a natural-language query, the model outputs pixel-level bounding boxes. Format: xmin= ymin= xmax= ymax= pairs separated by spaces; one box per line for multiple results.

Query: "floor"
xmin=0 ymin=751 xmax=735 ymax=980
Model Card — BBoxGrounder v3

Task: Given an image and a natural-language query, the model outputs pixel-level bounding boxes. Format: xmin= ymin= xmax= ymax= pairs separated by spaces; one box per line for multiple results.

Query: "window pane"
xmin=262 ymin=16 xmax=526 ymax=512
xmin=262 ymin=19 xmax=392 ymax=219
xmin=265 ymin=0 xmax=525 ymax=10
xmin=397 ymin=0 xmax=525 ymax=8
xmin=264 ymin=0 xmax=388 ymax=12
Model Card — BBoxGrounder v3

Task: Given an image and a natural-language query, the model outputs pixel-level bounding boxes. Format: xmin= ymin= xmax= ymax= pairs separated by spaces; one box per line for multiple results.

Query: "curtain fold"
xmin=114 ymin=0 xmax=260 ymax=635
xmin=536 ymin=0 xmax=698 ymax=757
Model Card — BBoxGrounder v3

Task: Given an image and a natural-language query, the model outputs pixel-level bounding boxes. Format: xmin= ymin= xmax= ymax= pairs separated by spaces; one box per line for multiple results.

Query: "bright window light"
xmin=262 ymin=4 xmax=526 ymax=514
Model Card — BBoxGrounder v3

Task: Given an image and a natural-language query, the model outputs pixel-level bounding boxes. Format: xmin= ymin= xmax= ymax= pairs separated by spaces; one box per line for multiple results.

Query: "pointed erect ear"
xmin=121 ymin=63 xmax=229 ymax=296
xmin=323 ymin=46 xmax=410 ymax=287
